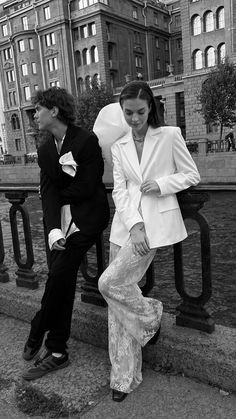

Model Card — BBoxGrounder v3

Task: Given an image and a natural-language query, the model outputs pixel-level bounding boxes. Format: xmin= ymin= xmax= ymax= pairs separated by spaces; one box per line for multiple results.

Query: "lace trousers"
xmin=98 ymin=239 xmax=163 ymax=393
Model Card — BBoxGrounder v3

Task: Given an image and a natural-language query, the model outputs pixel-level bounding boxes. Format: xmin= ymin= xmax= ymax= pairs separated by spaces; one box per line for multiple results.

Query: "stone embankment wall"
xmin=0 ymin=152 xmax=236 ymax=185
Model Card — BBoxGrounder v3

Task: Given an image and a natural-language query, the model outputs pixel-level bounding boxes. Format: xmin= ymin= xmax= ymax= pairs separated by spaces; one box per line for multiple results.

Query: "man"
xmin=22 ymin=87 xmax=110 ymax=380
xmin=225 ymin=129 xmax=236 ymax=151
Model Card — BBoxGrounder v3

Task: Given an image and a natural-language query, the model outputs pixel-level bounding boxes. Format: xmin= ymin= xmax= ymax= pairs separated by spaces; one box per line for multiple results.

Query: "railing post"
xmin=0 ymin=221 xmax=9 ymax=283
xmin=174 ymin=189 xmax=215 ymax=333
xmin=5 ymin=191 xmax=38 ymax=289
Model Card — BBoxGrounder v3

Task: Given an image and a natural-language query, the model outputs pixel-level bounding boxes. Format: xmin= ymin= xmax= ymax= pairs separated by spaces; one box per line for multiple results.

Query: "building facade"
xmin=0 ymin=0 xmax=232 ymax=156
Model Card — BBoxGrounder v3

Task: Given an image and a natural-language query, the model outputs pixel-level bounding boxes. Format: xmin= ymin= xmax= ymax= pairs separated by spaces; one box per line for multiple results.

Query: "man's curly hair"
xmin=32 ymin=87 xmax=76 ymax=125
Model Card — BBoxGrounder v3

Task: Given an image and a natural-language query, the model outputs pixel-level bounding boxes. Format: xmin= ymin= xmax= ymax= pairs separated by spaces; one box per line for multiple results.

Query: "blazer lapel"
xmin=140 ymin=127 xmax=162 ymax=174
xmin=120 ymin=132 xmax=143 ymax=181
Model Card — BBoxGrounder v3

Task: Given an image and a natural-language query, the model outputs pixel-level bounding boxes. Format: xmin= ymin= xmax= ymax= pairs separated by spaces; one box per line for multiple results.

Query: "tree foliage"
xmin=198 ymin=59 xmax=236 ymax=138
xmin=76 ymin=80 xmax=114 ymax=131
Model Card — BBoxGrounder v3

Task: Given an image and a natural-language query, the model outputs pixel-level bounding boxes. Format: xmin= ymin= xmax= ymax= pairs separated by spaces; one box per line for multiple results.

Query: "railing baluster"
xmin=5 ymin=191 xmax=38 ymax=289
xmin=0 ymin=221 xmax=9 ymax=283
xmin=174 ymin=189 xmax=215 ymax=333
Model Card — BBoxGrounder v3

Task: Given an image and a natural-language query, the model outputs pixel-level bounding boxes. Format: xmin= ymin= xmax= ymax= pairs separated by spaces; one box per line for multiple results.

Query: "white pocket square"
xmin=59 ymin=151 xmax=78 ymax=177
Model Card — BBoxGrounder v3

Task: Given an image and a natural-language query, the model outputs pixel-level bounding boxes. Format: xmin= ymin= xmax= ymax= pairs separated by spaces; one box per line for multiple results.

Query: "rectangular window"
xmin=6 ymin=70 xmax=15 ymax=82
xmin=48 ymin=57 xmax=58 ymax=72
xmin=164 ymin=16 xmax=169 ymax=28
xmin=132 ymin=7 xmax=138 ymax=19
xmin=88 ymin=22 xmax=96 ymax=36
xmin=175 ymin=15 xmax=181 ymax=27
xmin=34 ymin=84 xmax=39 ymax=91
xmin=29 ymin=38 xmax=34 ymax=50
xmin=72 ymin=28 xmax=79 ymax=41
xmin=15 ymin=138 xmax=21 ymax=151
xmin=80 ymin=25 xmax=88 ymax=38
xmin=3 ymin=47 xmax=12 ymax=60
xmin=31 ymin=62 xmax=37 ymax=74
xmin=45 ymin=32 xmax=56 ymax=47
xmin=135 ymin=55 xmax=142 ymax=68
xmin=156 ymin=59 xmax=160 ymax=70
xmin=2 ymin=24 xmax=8 ymax=37
xmin=79 ymin=0 xmax=99 ymax=9
xmin=44 ymin=6 xmax=51 ymax=20
xmin=23 ymin=86 xmax=31 ymax=101
xmin=164 ymin=40 xmax=169 ymax=51
xmin=176 ymin=38 xmax=182 ymax=49
xmin=22 ymin=16 xmax=28 ymax=30
xmin=154 ymin=13 xmax=158 ymax=26
xmin=155 ymin=37 xmax=159 ymax=48
xmin=50 ymin=80 xmax=60 ymax=87
xmin=21 ymin=63 xmax=28 ymax=76
xmin=18 ymin=40 xmax=25 ymax=52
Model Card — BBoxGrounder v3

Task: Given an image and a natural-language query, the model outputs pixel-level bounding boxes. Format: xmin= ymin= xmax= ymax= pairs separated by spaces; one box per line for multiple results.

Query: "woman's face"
xmin=121 ymin=98 xmax=150 ymax=133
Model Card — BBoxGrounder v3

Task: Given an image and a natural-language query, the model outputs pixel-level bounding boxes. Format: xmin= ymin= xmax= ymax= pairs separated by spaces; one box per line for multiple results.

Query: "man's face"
xmin=34 ymin=103 xmax=54 ymax=131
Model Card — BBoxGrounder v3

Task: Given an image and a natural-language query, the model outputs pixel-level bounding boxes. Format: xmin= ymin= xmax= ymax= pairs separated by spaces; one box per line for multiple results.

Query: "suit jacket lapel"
xmin=140 ymin=127 xmax=162 ymax=174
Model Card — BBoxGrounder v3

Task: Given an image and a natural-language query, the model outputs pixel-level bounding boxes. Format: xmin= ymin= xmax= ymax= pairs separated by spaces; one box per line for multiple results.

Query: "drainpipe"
xmin=142 ymin=1 xmax=151 ymax=80
xmin=33 ymin=2 xmax=46 ymax=89
xmin=68 ymin=0 xmax=78 ymax=95
xmin=8 ymin=16 xmax=28 ymax=153
xmin=168 ymin=8 xmax=174 ymax=76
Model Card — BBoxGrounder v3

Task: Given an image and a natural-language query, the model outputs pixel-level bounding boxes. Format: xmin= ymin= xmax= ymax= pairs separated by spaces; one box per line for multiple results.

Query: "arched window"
xmin=91 ymin=46 xmax=99 ymax=63
xmin=86 ymin=49 xmax=91 ymax=65
xmin=92 ymin=73 xmax=100 ymax=87
xmin=205 ymin=46 xmax=215 ymax=67
xmin=191 ymin=15 xmax=201 ymax=36
xmin=75 ymin=50 xmax=81 ymax=67
xmin=11 ymin=113 xmax=20 ymax=130
xmin=216 ymin=7 xmax=225 ymax=29
xmin=85 ymin=75 xmax=91 ymax=90
xmin=218 ymin=43 xmax=225 ymax=64
xmin=193 ymin=49 xmax=203 ymax=70
xmin=77 ymin=77 xmax=84 ymax=94
xmin=82 ymin=48 xmax=91 ymax=65
xmin=204 ymin=11 xmax=214 ymax=32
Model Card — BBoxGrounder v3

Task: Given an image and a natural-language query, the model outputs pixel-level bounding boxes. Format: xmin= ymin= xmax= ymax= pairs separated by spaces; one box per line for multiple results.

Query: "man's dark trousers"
xmin=29 ymin=231 xmax=98 ymax=353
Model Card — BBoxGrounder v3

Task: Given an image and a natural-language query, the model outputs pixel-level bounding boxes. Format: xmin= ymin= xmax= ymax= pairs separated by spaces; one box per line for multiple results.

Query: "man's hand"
xmin=52 ymin=238 xmax=66 ymax=251
xmin=130 ymin=223 xmax=150 ymax=256
xmin=140 ymin=180 xmax=160 ymax=194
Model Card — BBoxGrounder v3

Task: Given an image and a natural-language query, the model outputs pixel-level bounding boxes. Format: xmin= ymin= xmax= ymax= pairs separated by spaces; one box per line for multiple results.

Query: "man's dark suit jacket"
xmin=37 ymin=124 xmax=110 ymax=237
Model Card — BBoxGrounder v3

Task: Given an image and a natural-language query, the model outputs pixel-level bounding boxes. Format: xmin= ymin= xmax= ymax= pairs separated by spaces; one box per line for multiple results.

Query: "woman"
xmin=96 ymin=81 xmax=200 ymax=402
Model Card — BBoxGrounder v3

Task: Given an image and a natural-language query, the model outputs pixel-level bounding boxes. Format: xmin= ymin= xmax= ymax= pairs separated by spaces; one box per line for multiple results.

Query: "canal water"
xmin=0 ymin=191 xmax=235 ymax=328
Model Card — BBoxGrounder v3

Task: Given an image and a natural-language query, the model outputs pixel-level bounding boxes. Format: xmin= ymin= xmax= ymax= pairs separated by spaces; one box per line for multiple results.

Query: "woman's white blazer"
xmin=110 ymin=126 xmax=201 ymax=249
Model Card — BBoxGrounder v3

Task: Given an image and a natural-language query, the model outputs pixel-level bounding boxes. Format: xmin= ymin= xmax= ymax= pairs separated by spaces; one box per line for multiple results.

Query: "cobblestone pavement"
xmin=0 ymin=190 xmax=235 ymax=328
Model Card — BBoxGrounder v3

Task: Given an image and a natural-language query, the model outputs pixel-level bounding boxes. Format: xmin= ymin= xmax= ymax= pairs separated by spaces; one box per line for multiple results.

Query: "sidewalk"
xmin=0 ymin=314 xmax=236 ymax=419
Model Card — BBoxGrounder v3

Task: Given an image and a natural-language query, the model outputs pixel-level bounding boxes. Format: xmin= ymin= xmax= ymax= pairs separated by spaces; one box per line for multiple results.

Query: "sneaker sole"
xmin=22 ymin=359 xmax=70 ymax=381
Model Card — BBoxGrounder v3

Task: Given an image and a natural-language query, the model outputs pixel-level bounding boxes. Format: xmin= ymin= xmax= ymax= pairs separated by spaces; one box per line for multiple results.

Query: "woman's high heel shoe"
xmin=112 ymin=389 xmax=128 ymax=402
xmin=148 ymin=325 xmax=161 ymax=345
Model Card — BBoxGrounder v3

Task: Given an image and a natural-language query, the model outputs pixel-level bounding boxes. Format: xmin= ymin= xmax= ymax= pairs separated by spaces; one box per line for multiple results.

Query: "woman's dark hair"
xmin=32 ymin=87 xmax=76 ymax=125
xmin=119 ymin=81 xmax=162 ymax=128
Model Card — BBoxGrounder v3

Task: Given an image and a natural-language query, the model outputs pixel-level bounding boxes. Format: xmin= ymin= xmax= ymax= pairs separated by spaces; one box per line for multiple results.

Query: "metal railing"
xmin=0 ymin=185 xmax=214 ymax=333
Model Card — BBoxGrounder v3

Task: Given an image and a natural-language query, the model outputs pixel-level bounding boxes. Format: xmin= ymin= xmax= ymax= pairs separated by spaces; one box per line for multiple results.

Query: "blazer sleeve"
xmin=156 ymin=127 xmax=200 ymax=195
xmin=60 ymin=134 xmax=104 ymax=204
xmin=40 ymin=169 xmax=62 ymax=234
xmin=111 ymin=144 xmax=143 ymax=232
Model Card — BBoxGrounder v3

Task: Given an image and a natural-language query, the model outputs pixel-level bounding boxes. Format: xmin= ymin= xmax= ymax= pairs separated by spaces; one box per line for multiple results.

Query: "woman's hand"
xmin=130 ymin=223 xmax=150 ymax=256
xmin=52 ymin=238 xmax=66 ymax=251
xmin=140 ymin=180 xmax=160 ymax=194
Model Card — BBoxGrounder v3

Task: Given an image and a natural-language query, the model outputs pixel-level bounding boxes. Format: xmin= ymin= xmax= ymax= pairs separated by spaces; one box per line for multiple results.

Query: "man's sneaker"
xmin=22 ymin=350 xmax=69 ymax=381
xmin=23 ymin=336 xmax=44 ymax=361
